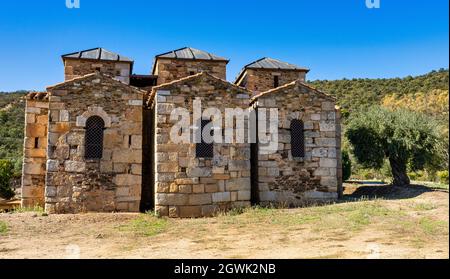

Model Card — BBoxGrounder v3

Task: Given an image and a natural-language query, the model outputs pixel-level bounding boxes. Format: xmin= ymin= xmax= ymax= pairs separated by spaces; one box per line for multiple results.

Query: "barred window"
xmin=196 ymin=119 xmax=213 ymax=158
xmin=84 ymin=116 xmax=105 ymax=160
xmin=291 ymin=119 xmax=305 ymax=158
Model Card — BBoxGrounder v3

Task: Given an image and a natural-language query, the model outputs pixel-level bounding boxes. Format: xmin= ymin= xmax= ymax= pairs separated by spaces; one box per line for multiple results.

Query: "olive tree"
xmin=0 ymin=159 xmax=15 ymax=200
xmin=345 ymin=107 xmax=442 ymax=186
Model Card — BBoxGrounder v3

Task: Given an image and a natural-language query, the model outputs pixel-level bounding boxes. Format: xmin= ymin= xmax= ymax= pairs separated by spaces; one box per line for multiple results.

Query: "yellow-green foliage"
xmin=0 ymin=221 xmax=7 ymax=235
xmin=382 ymin=89 xmax=449 ymax=120
xmin=118 ymin=214 xmax=168 ymax=236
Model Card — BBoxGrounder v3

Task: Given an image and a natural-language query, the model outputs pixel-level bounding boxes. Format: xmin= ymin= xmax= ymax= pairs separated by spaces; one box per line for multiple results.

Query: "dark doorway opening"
xmin=140 ymin=107 xmax=155 ymax=212
xmin=250 ymin=107 xmax=259 ymax=205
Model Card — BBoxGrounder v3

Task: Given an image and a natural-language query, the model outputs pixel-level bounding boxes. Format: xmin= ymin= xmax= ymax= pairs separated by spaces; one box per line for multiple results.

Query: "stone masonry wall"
xmin=244 ymin=69 xmax=307 ymax=94
xmin=64 ymin=59 xmax=132 ymax=84
xmin=152 ymin=73 xmax=251 ymax=217
xmin=21 ymin=94 xmax=49 ymax=207
xmin=253 ymin=81 xmax=341 ymax=206
xmin=155 ymin=58 xmax=227 ymax=85
xmin=44 ymin=73 xmax=144 ymax=213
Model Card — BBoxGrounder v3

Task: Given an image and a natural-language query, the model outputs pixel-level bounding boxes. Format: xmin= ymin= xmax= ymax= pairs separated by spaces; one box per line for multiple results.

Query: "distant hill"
xmin=0 ymin=91 xmax=27 ymax=173
xmin=309 ymin=68 xmax=449 ymax=116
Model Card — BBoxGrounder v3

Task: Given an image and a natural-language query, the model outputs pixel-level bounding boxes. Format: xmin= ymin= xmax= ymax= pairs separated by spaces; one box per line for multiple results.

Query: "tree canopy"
xmin=345 ymin=106 xmax=443 ymax=186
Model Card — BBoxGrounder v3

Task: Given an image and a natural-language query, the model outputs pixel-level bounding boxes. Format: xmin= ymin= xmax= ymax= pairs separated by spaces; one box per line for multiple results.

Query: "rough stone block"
xmin=225 ymin=178 xmax=251 ymax=191
xmin=46 ymin=160 xmax=60 ymax=172
xmin=114 ymin=174 xmax=141 ymax=186
xmin=23 ymin=163 xmax=43 ymax=175
xmin=179 ymin=206 xmax=202 ymax=218
xmin=320 ymin=176 xmax=338 ymax=187
xmin=112 ymin=149 xmax=142 ymax=163
xmin=228 ymin=160 xmax=251 ymax=171
xmin=156 ymin=193 xmax=188 ymax=206
xmin=320 ymin=158 xmax=337 ymax=168
xmin=188 ymin=193 xmax=212 ymax=205
xmin=212 ymin=192 xmax=231 ymax=203
xmin=237 ymin=191 xmax=251 ymax=201
xmin=187 ymin=167 xmax=212 ymax=178
xmin=64 ymin=161 xmax=86 ymax=173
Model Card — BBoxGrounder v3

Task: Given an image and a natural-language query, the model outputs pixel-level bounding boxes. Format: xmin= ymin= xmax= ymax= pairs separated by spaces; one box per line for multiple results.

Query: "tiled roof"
xmin=62 ymin=48 xmax=133 ymax=62
xmin=155 ymin=47 xmax=228 ymax=62
xmin=245 ymin=57 xmax=309 ymax=71
xmin=235 ymin=57 xmax=309 ymax=84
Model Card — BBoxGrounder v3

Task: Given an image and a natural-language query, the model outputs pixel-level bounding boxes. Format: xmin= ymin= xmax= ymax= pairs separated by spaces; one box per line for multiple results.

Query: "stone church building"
xmin=21 ymin=47 xmax=342 ymax=217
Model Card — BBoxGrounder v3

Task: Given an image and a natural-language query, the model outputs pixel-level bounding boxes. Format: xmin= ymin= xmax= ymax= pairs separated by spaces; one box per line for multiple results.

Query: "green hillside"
xmin=0 ymin=91 xmax=27 ymax=173
xmin=309 ymin=68 xmax=449 ymax=116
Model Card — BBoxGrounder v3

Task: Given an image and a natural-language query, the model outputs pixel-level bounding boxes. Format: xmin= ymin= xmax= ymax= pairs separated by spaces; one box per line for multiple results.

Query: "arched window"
xmin=85 ymin=116 xmax=105 ymax=160
xmin=291 ymin=119 xmax=305 ymax=158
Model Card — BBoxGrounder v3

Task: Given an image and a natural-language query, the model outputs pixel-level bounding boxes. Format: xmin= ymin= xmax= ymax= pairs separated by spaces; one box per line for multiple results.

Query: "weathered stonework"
xmin=64 ymin=59 xmax=132 ymax=84
xmin=251 ymin=80 xmax=342 ymax=206
xmin=239 ymin=69 xmax=307 ymax=94
xmin=21 ymin=47 xmax=342 ymax=217
xmin=21 ymin=93 xmax=49 ymax=207
xmin=43 ymin=73 xmax=144 ymax=213
xmin=149 ymin=72 xmax=252 ymax=217
xmin=154 ymin=58 xmax=227 ymax=85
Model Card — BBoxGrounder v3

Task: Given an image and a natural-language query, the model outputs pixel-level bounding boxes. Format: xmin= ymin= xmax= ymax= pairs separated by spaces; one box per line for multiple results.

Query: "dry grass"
xmin=0 ymin=183 xmax=448 ymax=259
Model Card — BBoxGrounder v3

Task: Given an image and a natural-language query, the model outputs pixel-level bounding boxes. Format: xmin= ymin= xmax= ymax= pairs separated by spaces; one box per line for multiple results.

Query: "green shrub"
xmin=0 ymin=159 xmax=15 ymax=200
xmin=437 ymin=170 xmax=449 ymax=184
xmin=342 ymin=150 xmax=352 ymax=181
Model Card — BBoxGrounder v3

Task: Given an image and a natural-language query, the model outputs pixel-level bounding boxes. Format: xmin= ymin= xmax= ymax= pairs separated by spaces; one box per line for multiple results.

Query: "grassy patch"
xmin=118 ymin=214 xmax=168 ymax=237
xmin=417 ymin=181 xmax=449 ymax=191
xmin=418 ymin=217 xmax=448 ymax=235
xmin=216 ymin=200 xmax=400 ymax=233
xmin=410 ymin=202 xmax=438 ymax=211
xmin=0 ymin=220 xmax=7 ymax=235
xmin=11 ymin=205 xmax=44 ymax=213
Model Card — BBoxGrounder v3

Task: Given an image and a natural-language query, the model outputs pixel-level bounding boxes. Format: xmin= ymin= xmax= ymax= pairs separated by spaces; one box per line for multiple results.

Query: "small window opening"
xmin=34 ymin=137 xmax=39 ymax=149
xmin=291 ymin=120 xmax=305 ymax=158
xmin=273 ymin=76 xmax=279 ymax=88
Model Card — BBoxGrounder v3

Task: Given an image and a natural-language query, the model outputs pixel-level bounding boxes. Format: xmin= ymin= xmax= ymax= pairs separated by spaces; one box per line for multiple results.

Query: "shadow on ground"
xmin=343 ymin=183 xmax=448 ymax=201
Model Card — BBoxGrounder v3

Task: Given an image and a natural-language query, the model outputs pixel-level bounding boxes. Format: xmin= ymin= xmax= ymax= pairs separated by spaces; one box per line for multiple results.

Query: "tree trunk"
xmin=389 ymin=158 xmax=410 ymax=186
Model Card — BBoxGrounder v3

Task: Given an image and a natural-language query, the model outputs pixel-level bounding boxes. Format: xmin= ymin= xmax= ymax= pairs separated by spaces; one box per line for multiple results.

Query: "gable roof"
xmin=234 ymin=57 xmax=310 ymax=85
xmin=251 ymin=79 xmax=335 ymax=104
xmin=46 ymin=72 xmax=146 ymax=95
xmin=155 ymin=47 xmax=229 ymax=62
xmin=62 ymin=47 xmax=133 ymax=63
xmin=147 ymin=72 xmax=251 ymax=107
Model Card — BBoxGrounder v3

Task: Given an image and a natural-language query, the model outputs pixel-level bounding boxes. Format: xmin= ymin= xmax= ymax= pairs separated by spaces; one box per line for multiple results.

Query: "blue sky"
xmin=0 ymin=0 xmax=448 ymax=91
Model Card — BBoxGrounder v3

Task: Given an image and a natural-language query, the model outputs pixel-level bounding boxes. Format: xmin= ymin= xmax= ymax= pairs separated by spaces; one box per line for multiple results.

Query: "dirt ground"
xmin=0 ymin=184 xmax=448 ymax=259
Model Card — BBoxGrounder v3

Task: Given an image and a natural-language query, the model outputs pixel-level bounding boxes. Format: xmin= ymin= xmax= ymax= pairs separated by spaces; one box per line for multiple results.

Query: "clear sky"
xmin=0 ymin=0 xmax=448 ymax=91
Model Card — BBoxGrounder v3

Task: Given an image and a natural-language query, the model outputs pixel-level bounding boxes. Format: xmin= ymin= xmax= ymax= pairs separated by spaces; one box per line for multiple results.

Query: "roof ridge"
xmin=61 ymin=47 xmax=133 ymax=62
xmin=147 ymin=72 xmax=252 ymax=106
xmin=250 ymin=79 xmax=336 ymax=103
xmin=46 ymin=72 xmax=147 ymax=94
